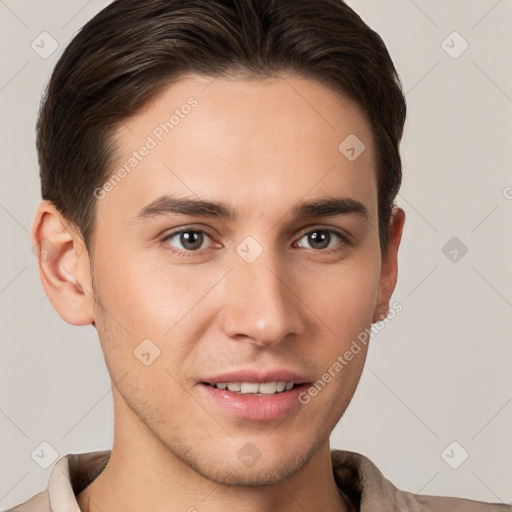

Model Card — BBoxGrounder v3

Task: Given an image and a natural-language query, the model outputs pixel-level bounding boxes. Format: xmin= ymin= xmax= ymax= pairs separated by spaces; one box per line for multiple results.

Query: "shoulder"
xmin=4 ymin=490 xmax=51 ymax=512
xmin=405 ymin=493 xmax=512 ymax=511
xmin=331 ymin=449 xmax=511 ymax=511
xmin=3 ymin=450 xmax=108 ymax=512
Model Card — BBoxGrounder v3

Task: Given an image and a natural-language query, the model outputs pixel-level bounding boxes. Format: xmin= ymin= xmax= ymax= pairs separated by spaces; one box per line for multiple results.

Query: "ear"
xmin=31 ymin=200 xmax=95 ymax=326
xmin=372 ymin=207 xmax=406 ymax=323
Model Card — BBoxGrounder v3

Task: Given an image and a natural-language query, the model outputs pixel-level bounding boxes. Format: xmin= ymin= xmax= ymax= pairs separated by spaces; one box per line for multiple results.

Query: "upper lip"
xmin=200 ymin=369 xmax=310 ymax=385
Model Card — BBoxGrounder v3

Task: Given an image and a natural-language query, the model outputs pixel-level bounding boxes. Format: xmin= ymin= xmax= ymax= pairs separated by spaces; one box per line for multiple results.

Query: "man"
xmin=8 ymin=0 xmax=510 ymax=510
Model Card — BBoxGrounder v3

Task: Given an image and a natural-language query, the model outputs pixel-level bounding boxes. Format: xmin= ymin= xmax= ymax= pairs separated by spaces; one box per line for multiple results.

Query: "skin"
xmin=32 ymin=74 xmax=405 ymax=512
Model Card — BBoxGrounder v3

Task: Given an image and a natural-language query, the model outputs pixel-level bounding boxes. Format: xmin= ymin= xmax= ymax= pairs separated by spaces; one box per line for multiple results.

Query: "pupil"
xmin=181 ymin=231 xmax=202 ymax=250
xmin=309 ymin=230 xmax=330 ymax=249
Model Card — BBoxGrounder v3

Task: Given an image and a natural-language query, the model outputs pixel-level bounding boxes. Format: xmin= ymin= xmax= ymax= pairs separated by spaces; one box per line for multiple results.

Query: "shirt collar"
xmin=46 ymin=448 xmax=401 ymax=511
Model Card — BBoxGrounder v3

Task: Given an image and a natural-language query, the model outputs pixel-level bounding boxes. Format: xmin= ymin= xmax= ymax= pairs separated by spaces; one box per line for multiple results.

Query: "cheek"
xmin=91 ymin=246 xmax=227 ymax=377
xmin=302 ymin=252 xmax=381 ymax=341
xmin=92 ymin=246 xmax=188 ymax=337
xmin=91 ymin=274 xmax=186 ymax=414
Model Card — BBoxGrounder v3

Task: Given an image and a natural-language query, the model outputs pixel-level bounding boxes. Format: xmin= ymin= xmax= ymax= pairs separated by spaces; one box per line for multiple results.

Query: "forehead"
xmin=98 ymin=74 xmax=377 ymax=225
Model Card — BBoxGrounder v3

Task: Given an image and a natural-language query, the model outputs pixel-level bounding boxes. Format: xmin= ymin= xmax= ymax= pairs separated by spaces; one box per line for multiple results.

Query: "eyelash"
xmin=161 ymin=226 xmax=352 ymax=257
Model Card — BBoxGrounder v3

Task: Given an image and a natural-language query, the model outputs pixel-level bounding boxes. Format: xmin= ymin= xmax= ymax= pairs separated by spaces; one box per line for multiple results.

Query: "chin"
xmin=180 ymin=439 xmax=321 ymax=487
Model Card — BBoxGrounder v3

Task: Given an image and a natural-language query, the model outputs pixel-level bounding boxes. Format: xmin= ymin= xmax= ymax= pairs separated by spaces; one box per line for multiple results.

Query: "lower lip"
xmin=199 ymin=383 xmax=309 ymax=421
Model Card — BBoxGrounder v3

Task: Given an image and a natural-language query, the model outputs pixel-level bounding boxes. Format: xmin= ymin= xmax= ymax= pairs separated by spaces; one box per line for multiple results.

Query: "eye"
xmin=162 ymin=229 xmax=212 ymax=252
xmin=294 ymin=228 xmax=348 ymax=251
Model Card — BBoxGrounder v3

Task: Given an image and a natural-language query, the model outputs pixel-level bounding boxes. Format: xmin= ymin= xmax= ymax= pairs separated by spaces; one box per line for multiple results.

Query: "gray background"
xmin=1 ymin=0 xmax=511 ymax=508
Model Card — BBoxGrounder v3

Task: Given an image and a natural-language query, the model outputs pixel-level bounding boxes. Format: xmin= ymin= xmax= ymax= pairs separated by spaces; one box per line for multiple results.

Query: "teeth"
xmin=241 ymin=382 xmax=259 ymax=393
xmin=213 ymin=381 xmax=296 ymax=394
xmin=258 ymin=382 xmax=279 ymax=394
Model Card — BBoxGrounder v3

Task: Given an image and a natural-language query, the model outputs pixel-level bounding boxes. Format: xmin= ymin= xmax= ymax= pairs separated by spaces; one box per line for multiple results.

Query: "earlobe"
xmin=372 ymin=207 xmax=406 ymax=324
xmin=31 ymin=200 xmax=95 ymax=326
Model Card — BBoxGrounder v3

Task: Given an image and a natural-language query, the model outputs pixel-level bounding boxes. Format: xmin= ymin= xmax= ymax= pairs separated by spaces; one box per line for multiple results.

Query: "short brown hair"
xmin=37 ymin=0 xmax=406 ymax=252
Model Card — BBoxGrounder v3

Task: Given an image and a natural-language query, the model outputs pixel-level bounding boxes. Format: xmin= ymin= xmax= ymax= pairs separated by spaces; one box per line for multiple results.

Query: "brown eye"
xmin=295 ymin=229 xmax=346 ymax=251
xmin=163 ymin=230 xmax=210 ymax=252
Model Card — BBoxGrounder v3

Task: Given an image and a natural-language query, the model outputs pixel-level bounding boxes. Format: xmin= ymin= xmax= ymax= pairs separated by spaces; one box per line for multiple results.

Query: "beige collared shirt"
xmin=6 ymin=449 xmax=511 ymax=511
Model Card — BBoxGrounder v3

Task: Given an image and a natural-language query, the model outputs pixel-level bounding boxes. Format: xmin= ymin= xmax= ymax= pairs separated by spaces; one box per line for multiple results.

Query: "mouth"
xmin=198 ymin=374 xmax=311 ymax=421
xmin=201 ymin=381 xmax=299 ymax=395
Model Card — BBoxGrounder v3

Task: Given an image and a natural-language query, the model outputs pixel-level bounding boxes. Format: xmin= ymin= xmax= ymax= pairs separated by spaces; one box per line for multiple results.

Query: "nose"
xmin=220 ymin=250 xmax=305 ymax=347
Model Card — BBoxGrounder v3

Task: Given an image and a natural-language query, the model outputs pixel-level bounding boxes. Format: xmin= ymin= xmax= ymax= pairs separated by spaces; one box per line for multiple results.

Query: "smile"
xmin=206 ymin=381 xmax=296 ymax=395
xmin=200 ymin=382 xmax=310 ymax=421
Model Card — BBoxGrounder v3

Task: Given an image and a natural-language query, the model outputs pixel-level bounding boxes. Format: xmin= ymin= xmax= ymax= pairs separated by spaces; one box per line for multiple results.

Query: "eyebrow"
xmin=133 ymin=194 xmax=368 ymax=222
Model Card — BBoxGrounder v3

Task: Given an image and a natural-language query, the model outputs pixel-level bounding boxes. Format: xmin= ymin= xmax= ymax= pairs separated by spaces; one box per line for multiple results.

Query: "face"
xmin=85 ymin=74 xmax=392 ymax=485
